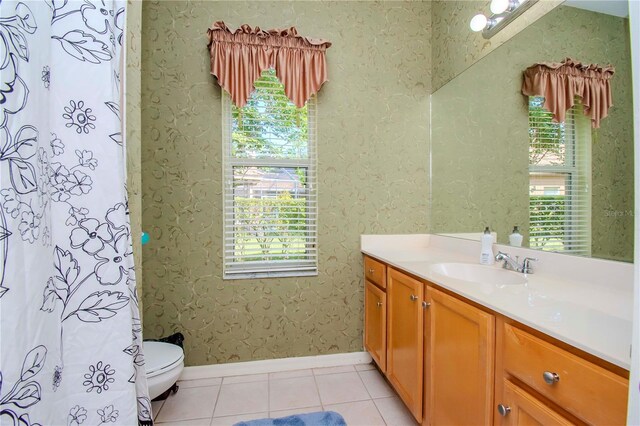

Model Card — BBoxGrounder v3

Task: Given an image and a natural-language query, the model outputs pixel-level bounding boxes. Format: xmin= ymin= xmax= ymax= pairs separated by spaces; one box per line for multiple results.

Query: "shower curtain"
xmin=0 ymin=1 xmax=151 ymax=424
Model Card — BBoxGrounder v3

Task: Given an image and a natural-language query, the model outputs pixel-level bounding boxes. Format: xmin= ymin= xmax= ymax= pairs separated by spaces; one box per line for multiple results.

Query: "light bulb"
xmin=490 ymin=0 xmax=510 ymax=14
xmin=469 ymin=14 xmax=488 ymax=32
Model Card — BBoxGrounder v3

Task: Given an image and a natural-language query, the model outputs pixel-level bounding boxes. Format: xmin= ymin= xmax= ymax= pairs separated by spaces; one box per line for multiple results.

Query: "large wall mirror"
xmin=430 ymin=0 xmax=633 ymax=262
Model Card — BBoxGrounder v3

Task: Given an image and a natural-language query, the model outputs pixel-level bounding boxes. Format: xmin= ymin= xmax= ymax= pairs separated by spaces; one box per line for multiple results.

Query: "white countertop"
xmin=361 ymin=234 xmax=634 ymax=370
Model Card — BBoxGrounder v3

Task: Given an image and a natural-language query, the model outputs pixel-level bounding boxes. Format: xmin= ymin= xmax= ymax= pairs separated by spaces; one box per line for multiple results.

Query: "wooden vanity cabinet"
xmin=494 ymin=319 xmax=629 ymax=426
xmin=424 ymin=286 xmax=495 ymax=426
xmin=361 ymin=256 xmax=630 ymax=425
xmin=387 ymin=267 xmax=424 ymax=423
xmin=364 ymin=280 xmax=386 ymax=372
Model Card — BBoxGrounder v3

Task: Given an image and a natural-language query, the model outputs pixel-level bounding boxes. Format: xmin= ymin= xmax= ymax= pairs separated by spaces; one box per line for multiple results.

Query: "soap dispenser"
xmin=509 ymin=226 xmax=523 ymax=247
xmin=480 ymin=227 xmax=494 ymax=265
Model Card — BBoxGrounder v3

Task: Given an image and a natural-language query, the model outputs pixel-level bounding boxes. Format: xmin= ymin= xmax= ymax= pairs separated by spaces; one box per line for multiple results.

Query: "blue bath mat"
xmin=233 ymin=411 xmax=346 ymax=426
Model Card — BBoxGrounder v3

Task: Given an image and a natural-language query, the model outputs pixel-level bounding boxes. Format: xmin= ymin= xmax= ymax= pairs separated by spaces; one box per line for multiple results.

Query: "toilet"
xmin=143 ymin=341 xmax=185 ymax=400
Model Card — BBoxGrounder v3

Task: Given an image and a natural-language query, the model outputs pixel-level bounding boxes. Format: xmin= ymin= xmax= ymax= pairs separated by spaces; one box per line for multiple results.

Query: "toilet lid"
xmin=143 ymin=341 xmax=184 ymax=377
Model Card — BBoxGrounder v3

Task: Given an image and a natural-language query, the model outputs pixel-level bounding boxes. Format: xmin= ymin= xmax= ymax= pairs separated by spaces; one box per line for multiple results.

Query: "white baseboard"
xmin=179 ymin=351 xmax=373 ymax=381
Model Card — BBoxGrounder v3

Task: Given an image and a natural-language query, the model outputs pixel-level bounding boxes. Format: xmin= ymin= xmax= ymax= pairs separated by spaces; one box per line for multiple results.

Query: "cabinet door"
xmin=387 ymin=268 xmax=423 ymax=422
xmin=364 ymin=280 xmax=386 ymax=372
xmin=495 ymin=380 xmax=572 ymax=426
xmin=425 ymin=286 xmax=495 ymax=426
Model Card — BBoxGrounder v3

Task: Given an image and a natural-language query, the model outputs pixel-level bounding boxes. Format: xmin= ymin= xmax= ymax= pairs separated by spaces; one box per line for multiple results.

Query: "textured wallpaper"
xmin=589 ymin=16 xmax=634 ymax=262
xmin=141 ymin=1 xmax=431 ymax=366
xmin=431 ymin=0 xmax=562 ymax=91
xmin=430 ymin=5 xmax=634 ymax=262
xmin=126 ymin=0 xmax=143 ymax=306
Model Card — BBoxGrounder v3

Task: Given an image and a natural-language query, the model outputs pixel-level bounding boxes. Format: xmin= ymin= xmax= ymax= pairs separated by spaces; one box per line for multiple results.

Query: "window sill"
xmin=223 ymin=270 xmax=318 ymax=281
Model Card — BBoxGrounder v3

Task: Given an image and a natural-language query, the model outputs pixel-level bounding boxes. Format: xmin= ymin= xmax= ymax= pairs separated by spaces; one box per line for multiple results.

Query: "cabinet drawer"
xmin=502 ymin=323 xmax=628 ymax=425
xmin=364 ymin=256 xmax=386 ymax=289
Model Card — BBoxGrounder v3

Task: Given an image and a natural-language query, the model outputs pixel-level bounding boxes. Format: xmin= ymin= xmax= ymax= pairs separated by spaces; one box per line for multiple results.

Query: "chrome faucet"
xmin=495 ymin=251 xmax=537 ymax=274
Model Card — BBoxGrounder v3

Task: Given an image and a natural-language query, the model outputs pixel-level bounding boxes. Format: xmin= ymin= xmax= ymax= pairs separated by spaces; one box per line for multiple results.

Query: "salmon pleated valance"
xmin=522 ymin=58 xmax=615 ymax=128
xmin=206 ymin=21 xmax=332 ymax=108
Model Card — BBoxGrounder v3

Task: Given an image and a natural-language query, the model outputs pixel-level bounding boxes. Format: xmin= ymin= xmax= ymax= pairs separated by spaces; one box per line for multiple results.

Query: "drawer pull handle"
xmin=543 ymin=371 xmax=560 ymax=384
xmin=497 ymin=404 xmax=511 ymax=416
xmin=410 ymin=294 xmax=418 ymax=301
xmin=422 ymin=301 xmax=431 ymax=309
xmin=376 ymin=301 xmax=383 ymax=308
xmin=368 ymin=268 xmax=375 ymax=274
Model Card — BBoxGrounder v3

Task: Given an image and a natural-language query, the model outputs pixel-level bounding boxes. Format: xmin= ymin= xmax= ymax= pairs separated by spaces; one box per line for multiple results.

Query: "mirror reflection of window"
xmin=528 ymin=96 xmax=592 ymax=256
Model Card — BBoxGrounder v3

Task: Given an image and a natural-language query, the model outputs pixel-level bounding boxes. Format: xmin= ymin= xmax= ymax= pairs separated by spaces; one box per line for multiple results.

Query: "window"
xmin=222 ymin=69 xmax=317 ymax=278
xmin=528 ymin=96 xmax=591 ymax=255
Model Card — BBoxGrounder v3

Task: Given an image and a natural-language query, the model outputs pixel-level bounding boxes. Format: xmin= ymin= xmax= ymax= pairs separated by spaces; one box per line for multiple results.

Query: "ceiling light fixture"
xmin=490 ymin=0 xmax=511 ymax=15
xmin=469 ymin=0 xmax=539 ymax=39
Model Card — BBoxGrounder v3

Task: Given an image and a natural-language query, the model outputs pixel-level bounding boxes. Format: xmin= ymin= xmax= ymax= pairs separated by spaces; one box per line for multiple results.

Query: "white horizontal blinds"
xmin=223 ymin=69 xmax=318 ymax=278
xmin=528 ymin=96 xmax=591 ymax=256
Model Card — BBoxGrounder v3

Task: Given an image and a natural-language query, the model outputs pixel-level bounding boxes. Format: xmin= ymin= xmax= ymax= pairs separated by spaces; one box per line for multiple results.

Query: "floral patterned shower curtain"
xmin=0 ymin=1 xmax=151 ymax=425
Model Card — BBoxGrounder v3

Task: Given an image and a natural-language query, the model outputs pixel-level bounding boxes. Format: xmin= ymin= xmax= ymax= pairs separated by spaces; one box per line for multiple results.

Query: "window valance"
xmin=521 ymin=58 xmax=614 ymax=128
xmin=206 ymin=21 xmax=332 ymax=108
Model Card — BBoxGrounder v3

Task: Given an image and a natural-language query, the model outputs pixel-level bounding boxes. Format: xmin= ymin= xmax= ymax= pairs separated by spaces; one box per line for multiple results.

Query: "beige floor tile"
xmin=269 ymin=406 xmax=323 ymax=418
xmin=179 ymin=377 xmax=223 ymax=388
xmin=156 ymin=385 xmax=220 ymax=423
xmin=210 ymin=412 xmax=268 ymax=426
xmin=214 ymin=381 xmax=269 ymax=417
xmin=268 ymin=369 xmax=312 ymax=380
xmin=312 ymin=365 xmax=355 ymax=375
xmin=374 ymin=396 xmax=419 ymax=426
xmin=358 ymin=369 xmax=395 ymax=398
xmin=157 ymin=418 xmax=212 ymax=426
xmin=354 ymin=363 xmax=376 ymax=371
xmin=223 ymin=373 xmax=269 ymax=384
xmin=151 ymin=400 xmax=164 ymax=420
xmin=315 ymin=372 xmax=370 ymax=405
xmin=269 ymin=376 xmax=322 ymax=411
xmin=325 ymin=400 xmax=386 ymax=426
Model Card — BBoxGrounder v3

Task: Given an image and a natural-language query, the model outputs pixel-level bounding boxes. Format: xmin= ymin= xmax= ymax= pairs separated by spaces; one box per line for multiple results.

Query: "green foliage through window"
xmin=528 ymin=96 xmax=590 ymax=256
xmin=231 ymin=69 xmax=309 ymax=159
xmin=224 ymin=69 xmax=317 ymax=275
xmin=529 ymin=195 xmax=566 ymax=250
xmin=233 ymin=195 xmax=308 ymax=261
xmin=528 ymin=96 xmax=566 ymax=167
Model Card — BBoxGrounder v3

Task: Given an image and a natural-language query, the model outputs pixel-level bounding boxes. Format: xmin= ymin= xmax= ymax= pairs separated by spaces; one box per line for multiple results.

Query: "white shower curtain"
xmin=0 ymin=1 xmax=151 ymax=424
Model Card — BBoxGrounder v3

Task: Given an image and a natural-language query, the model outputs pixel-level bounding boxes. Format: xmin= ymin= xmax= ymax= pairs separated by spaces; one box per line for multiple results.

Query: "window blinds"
xmin=528 ymin=96 xmax=591 ymax=256
xmin=222 ymin=70 xmax=318 ymax=278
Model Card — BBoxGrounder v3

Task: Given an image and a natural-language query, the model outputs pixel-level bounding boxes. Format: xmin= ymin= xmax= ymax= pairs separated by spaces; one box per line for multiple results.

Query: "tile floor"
xmin=152 ymin=363 xmax=418 ymax=426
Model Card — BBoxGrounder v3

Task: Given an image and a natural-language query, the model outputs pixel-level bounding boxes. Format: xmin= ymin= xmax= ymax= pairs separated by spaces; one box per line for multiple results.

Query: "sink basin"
xmin=429 ymin=262 xmax=527 ymax=286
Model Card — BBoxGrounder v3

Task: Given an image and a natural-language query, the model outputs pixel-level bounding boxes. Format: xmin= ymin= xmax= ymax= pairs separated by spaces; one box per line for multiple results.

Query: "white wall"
xmin=629 ymin=0 xmax=640 ymax=423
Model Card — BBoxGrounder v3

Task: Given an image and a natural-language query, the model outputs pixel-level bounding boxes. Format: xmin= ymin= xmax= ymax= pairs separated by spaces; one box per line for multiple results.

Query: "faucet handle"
xmin=522 ymin=257 xmax=538 ymax=274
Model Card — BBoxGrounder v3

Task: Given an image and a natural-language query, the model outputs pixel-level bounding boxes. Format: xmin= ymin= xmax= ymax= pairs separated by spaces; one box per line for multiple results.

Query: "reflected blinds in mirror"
xmin=528 ymin=96 xmax=592 ymax=256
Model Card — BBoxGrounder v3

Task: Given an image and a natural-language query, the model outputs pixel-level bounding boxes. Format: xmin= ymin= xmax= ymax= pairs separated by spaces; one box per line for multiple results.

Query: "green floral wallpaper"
xmin=126 ymin=0 xmax=143 ymax=307
xmin=430 ymin=5 xmax=634 ymax=262
xmin=141 ymin=1 xmax=431 ymax=366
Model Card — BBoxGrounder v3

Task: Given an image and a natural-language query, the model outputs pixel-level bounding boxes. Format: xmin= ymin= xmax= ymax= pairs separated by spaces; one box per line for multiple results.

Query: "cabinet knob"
xmin=410 ymin=294 xmax=418 ymax=301
xmin=542 ymin=371 xmax=560 ymax=384
xmin=422 ymin=301 xmax=431 ymax=309
xmin=376 ymin=301 xmax=383 ymax=308
xmin=368 ymin=268 xmax=375 ymax=274
xmin=497 ymin=404 xmax=511 ymax=416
